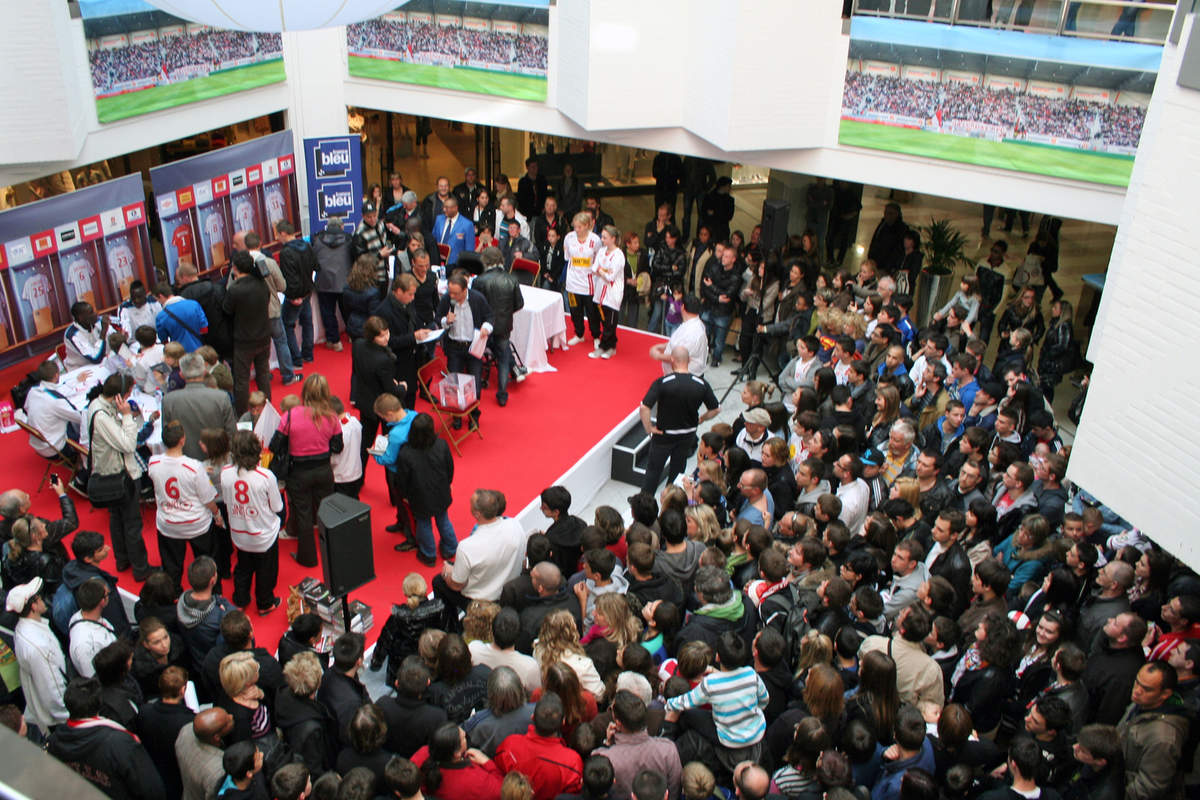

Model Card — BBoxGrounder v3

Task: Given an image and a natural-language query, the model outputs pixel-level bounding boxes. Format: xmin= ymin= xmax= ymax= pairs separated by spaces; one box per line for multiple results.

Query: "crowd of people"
xmin=3 ymin=156 xmax=1197 ymax=800
xmin=88 ymin=30 xmax=283 ymax=93
xmin=841 ymin=71 xmax=1147 ymax=149
xmin=347 ymin=19 xmax=549 ymax=73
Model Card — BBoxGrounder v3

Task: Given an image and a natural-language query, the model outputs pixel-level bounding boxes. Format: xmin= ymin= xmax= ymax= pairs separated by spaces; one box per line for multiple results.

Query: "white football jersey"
xmin=563 ymin=230 xmax=600 ymax=295
xmin=21 ymin=272 xmax=52 ymax=311
xmin=148 ymin=454 xmax=217 ymax=539
xmin=221 ymin=465 xmax=282 ymax=552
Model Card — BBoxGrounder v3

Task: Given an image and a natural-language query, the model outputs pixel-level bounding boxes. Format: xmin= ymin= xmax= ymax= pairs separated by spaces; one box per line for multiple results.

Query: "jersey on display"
xmin=232 ymin=194 xmax=257 ymax=236
xmin=264 ymin=184 xmax=287 ymax=229
xmin=202 ymin=208 xmax=227 ymax=269
xmin=171 ymin=224 xmax=194 ymax=262
xmin=64 ymin=255 xmax=97 ymax=303
xmin=105 ymin=234 xmax=139 ymax=298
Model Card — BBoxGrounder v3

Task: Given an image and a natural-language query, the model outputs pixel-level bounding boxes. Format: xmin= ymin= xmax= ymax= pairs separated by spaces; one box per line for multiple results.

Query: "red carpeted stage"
xmin=3 ymin=319 xmax=664 ymax=647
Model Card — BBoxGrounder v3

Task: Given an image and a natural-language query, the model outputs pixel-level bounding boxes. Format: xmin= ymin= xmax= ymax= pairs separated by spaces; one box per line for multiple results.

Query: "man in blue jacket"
xmin=154 ymin=282 xmax=209 ymax=352
xmin=432 ymin=196 xmax=476 ymax=267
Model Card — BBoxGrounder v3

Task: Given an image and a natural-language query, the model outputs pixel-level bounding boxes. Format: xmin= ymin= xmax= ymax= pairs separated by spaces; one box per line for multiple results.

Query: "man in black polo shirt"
xmin=639 ymin=346 xmax=720 ymax=493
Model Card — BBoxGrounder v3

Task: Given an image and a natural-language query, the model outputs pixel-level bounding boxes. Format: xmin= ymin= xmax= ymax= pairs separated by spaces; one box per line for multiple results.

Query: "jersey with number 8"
xmin=220 ymin=464 xmax=282 ymax=553
xmin=148 ymin=454 xmax=217 ymax=539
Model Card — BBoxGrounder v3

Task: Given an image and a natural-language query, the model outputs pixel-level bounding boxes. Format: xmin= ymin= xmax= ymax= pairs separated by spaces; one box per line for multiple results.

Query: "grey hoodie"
xmin=176 ymin=591 xmax=233 ymax=667
xmin=654 ymin=539 xmax=706 ymax=597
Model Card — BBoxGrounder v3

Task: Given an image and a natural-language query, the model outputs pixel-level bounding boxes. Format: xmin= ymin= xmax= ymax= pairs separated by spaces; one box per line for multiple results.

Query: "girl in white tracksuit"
xmin=563 ymin=213 xmax=601 ymax=346
xmin=590 ymin=225 xmax=626 ymax=359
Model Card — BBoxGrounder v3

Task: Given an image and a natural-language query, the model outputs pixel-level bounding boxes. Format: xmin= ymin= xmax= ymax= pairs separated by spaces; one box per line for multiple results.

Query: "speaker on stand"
xmin=761 ymin=199 xmax=790 ymax=254
xmin=317 ymin=494 xmax=375 ymax=631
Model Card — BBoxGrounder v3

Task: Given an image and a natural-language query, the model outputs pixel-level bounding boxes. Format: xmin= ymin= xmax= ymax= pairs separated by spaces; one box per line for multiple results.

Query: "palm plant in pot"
xmin=915 ymin=217 xmax=973 ymax=324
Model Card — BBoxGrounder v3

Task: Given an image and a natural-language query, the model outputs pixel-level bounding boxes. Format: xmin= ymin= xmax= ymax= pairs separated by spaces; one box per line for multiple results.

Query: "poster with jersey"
xmin=0 ymin=173 xmax=149 ymax=368
xmin=150 ymin=130 xmax=299 ymax=281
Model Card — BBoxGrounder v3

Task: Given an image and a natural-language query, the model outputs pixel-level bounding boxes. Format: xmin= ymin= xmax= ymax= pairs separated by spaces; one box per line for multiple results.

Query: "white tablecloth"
xmin=58 ymin=365 xmax=164 ymax=452
xmin=512 ymin=285 xmax=567 ymax=373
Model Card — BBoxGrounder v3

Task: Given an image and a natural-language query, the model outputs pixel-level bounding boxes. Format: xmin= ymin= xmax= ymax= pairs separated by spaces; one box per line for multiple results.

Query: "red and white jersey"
xmin=106 ymin=242 xmax=136 ymax=284
xmin=233 ymin=198 xmax=256 ymax=234
xmin=264 ymin=187 xmax=286 ymax=227
xmin=148 ymin=454 xmax=217 ymax=539
xmin=221 ymin=465 xmax=282 ymax=553
xmin=21 ymin=272 xmax=52 ymax=311
xmin=66 ymin=258 xmax=95 ymax=298
xmin=563 ymin=230 xmax=600 ymax=295
xmin=592 ymin=246 xmax=626 ymax=311
xmin=171 ymin=225 xmax=193 ymax=259
xmin=203 ymin=211 xmax=225 ymax=244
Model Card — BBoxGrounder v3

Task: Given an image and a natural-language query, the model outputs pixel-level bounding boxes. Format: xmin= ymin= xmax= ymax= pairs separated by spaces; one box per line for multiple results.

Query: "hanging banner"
xmin=303 ymin=135 xmax=363 ymax=237
xmin=149 ymin=130 xmax=299 ymax=281
xmin=0 ymin=174 xmax=152 ymax=367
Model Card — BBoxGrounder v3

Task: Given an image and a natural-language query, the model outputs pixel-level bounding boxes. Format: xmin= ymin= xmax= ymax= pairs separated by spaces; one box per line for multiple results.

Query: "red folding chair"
xmin=437 ymin=243 xmax=451 ymax=262
xmin=511 ymin=257 xmax=539 ymax=286
xmin=417 ymin=354 xmax=482 ymax=456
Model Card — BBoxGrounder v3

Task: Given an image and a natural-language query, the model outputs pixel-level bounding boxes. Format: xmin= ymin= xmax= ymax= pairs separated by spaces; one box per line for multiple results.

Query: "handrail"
xmin=851 ymin=0 xmax=1179 ymax=46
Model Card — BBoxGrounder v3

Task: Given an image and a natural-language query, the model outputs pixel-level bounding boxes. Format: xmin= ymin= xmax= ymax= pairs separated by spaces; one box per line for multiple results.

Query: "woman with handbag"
xmin=86 ymin=373 xmax=155 ymax=580
xmin=271 ymin=375 xmax=343 ymax=568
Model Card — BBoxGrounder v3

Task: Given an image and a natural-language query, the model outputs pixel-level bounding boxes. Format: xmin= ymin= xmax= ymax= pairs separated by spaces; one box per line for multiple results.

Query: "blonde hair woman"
xmin=684 ymin=504 xmax=720 ymax=544
xmin=588 ymin=593 xmax=642 ymax=652
xmin=274 ymin=372 xmax=344 ymax=567
xmin=462 ymin=600 xmax=501 ymax=644
xmin=564 ymin=211 xmax=602 ymax=346
xmin=533 ymin=609 xmax=605 ymax=700
xmin=369 ymin=572 xmax=453 ymax=685
xmin=220 ymin=651 xmax=275 ymax=750
xmin=890 ymin=476 xmax=922 ymax=518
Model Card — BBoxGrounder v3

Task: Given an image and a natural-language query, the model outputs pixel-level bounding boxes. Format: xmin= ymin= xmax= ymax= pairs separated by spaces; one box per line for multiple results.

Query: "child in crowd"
xmin=239 ymin=391 xmax=268 ymax=429
xmin=639 ymin=599 xmax=680 ymax=666
xmin=573 ymin=548 xmax=629 ymax=630
xmin=372 ymin=391 xmax=417 ymax=546
xmin=197 ymin=345 xmax=233 ymax=396
xmin=129 ymin=326 xmax=163 ymax=392
xmin=330 ymin=396 xmax=363 ymax=499
xmin=220 ymin=429 xmax=283 ymax=615
xmin=370 ymin=572 xmax=454 ymax=686
xmin=162 ymin=341 xmax=186 ymax=392
xmin=664 ymin=283 xmax=684 ymax=336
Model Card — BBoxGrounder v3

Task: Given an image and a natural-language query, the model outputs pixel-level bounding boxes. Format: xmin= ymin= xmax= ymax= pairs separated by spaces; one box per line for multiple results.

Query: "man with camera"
xmin=223 ymin=251 xmax=273 ymax=414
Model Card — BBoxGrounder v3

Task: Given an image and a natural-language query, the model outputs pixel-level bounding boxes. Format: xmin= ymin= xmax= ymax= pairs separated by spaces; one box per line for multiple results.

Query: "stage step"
xmin=611 ymin=421 xmax=650 ymax=486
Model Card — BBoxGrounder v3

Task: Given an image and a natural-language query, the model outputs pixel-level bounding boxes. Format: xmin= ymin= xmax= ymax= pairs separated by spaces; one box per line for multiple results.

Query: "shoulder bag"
xmin=85 ymin=408 xmax=127 ymax=508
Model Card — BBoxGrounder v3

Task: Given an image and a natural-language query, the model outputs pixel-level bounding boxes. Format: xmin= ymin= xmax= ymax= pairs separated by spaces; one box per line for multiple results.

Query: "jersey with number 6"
xmin=148 ymin=454 xmax=217 ymax=539
xmin=221 ymin=465 xmax=282 ymax=553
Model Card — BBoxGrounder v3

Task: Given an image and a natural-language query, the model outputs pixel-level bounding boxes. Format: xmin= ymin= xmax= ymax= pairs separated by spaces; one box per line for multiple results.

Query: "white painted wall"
xmin=1068 ymin=15 xmax=1200 ymax=567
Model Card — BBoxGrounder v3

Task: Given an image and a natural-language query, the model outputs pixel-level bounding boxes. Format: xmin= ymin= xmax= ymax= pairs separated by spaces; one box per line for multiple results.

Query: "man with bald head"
xmin=0 ymin=478 xmax=77 ymax=551
xmin=517 ymin=561 xmax=582 ymax=654
xmin=176 ymin=706 xmax=233 ymax=800
xmin=733 ymin=761 xmax=771 ymax=800
xmin=639 ymin=345 xmax=720 ymax=493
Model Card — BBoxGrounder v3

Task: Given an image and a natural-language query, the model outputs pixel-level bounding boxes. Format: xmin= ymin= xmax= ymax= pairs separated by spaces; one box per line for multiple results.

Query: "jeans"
xmin=488 ymin=335 xmax=513 ymax=403
xmin=232 ymin=341 xmax=272 ymax=414
xmin=664 ymin=320 xmax=680 ymax=337
xmin=281 ymin=296 xmax=314 ymax=363
xmin=108 ymin=474 xmax=150 ymax=575
xmin=647 ymin=296 xmax=667 ymax=334
xmin=414 ymin=510 xmax=458 ymax=560
xmin=700 ymin=310 xmax=733 ymax=363
xmin=268 ymin=317 xmax=297 ymax=381
xmin=317 ymin=292 xmax=345 ymax=344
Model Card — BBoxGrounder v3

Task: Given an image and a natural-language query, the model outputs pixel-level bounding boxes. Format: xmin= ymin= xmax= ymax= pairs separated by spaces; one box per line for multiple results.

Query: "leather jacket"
xmin=472 ymin=266 xmax=525 ymax=339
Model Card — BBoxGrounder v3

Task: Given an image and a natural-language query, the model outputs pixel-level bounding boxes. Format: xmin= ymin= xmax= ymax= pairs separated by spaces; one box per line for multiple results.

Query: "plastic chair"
xmin=16 ymin=418 xmax=78 ymax=493
xmin=416 ymin=354 xmax=482 ymax=456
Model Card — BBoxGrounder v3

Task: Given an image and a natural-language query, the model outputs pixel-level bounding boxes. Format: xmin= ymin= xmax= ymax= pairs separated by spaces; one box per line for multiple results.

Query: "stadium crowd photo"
xmin=88 ymin=29 xmax=283 ymax=94
xmin=3 ymin=151 xmax=1197 ymax=800
xmin=842 ymin=71 xmax=1147 ymax=150
xmin=348 ymin=18 xmax=548 ymax=73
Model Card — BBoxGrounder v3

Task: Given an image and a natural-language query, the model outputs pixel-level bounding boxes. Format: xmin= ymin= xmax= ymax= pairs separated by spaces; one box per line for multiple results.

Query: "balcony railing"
xmin=852 ymin=0 xmax=1179 ymax=45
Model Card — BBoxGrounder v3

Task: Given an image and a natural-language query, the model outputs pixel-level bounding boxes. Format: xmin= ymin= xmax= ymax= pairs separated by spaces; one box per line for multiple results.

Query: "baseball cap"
xmin=5 ymin=577 xmax=43 ymax=613
xmin=362 ymin=202 xmax=377 ymax=214
xmin=743 ymin=408 xmax=771 ymax=427
xmin=861 ymin=447 xmax=884 ymax=467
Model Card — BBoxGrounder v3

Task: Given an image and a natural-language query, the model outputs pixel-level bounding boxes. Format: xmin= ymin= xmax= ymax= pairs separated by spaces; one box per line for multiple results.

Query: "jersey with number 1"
xmin=148 ymin=454 xmax=217 ymax=539
xmin=221 ymin=465 xmax=282 ymax=552
xmin=171 ymin=225 xmax=193 ymax=260
xmin=563 ymin=230 xmax=600 ymax=295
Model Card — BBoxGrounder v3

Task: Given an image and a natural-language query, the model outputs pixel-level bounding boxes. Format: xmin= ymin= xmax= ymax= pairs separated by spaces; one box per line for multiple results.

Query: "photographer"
xmin=646 ymin=225 xmax=686 ymax=333
xmin=223 ymin=250 xmax=273 ymax=414
xmin=736 ymin=250 xmax=779 ymax=380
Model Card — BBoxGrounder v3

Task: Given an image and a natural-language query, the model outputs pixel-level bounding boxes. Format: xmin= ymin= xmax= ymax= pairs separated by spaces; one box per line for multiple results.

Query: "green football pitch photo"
xmin=839 ymin=119 xmax=1134 ymax=187
xmin=349 ymin=56 xmax=547 ymax=102
xmin=95 ymin=60 xmax=287 ymax=123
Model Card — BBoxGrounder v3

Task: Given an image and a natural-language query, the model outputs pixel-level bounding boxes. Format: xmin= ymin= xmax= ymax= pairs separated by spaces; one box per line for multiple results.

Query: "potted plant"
xmin=915 ymin=218 xmax=973 ymax=324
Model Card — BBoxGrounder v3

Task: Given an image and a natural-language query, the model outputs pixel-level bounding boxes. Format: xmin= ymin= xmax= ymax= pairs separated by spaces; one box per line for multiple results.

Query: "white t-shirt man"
xmin=468 ymin=640 xmax=542 ymax=694
xmin=332 ymin=413 xmax=363 ymax=485
xmin=149 ymin=454 xmax=218 ymax=539
xmin=449 ymin=516 xmax=528 ymax=601
xmin=837 ymin=477 xmax=870 ymax=537
xmin=221 ymin=464 xmax=283 ymax=553
xmin=67 ymin=612 xmax=116 ymax=679
xmin=665 ymin=315 xmax=708 ymax=376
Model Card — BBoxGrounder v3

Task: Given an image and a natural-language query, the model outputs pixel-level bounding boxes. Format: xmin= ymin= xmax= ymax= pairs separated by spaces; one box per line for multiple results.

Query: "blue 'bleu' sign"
xmin=304 ymin=135 xmax=361 ymax=235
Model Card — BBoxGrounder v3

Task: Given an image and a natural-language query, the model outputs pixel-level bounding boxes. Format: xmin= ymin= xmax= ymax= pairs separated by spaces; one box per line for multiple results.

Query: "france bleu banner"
xmin=304 ymin=136 xmax=362 ymax=237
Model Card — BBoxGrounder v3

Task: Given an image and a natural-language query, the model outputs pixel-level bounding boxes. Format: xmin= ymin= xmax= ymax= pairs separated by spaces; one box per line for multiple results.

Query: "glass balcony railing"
xmin=851 ymin=0 xmax=1179 ymax=45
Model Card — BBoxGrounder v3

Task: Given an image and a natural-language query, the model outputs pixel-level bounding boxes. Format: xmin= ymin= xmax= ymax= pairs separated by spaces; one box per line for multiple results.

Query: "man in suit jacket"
xmin=162 ymin=352 xmax=237 ymax=461
xmin=432 ymin=196 xmax=476 ymax=267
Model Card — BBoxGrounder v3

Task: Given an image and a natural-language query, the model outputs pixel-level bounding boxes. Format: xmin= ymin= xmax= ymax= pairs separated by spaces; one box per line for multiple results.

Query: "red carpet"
xmin=3 ymin=319 xmax=664 ymax=647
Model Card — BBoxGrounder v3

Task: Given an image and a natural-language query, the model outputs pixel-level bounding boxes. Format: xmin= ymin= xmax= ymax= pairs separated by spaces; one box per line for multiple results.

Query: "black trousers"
xmin=640 ymin=432 xmax=697 ymax=494
xmin=109 ymin=474 xmax=150 ymax=575
xmin=157 ymin=527 xmax=215 ymax=593
xmin=232 ymin=341 xmax=272 ymax=415
xmin=287 ymin=459 xmax=334 ymax=567
xmin=568 ymin=292 xmax=602 ymax=340
xmin=432 ymin=574 xmax=470 ymax=614
xmin=598 ymin=304 xmax=619 ymax=352
xmin=233 ymin=539 xmax=279 ymax=610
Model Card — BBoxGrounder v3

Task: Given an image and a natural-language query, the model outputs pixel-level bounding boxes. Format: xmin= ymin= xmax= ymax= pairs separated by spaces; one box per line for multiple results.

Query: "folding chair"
xmin=437 ymin=243 xmax=451 ymax=262
xmin=511 ymin=257 xmax=539 ymax=286
xmin=16 ymin=418 xmax=76 ymax=493
xmin=416 ymin=354 xmax=482 ymax=456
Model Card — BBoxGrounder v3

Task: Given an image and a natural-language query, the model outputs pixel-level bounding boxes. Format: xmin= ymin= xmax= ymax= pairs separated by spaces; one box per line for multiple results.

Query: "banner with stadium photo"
xmin=0 ymin=174 xmax=153 ymax=368
xmin=348 ymin=0 xmax=549 ymax=102
xmin=838 ymin=17 xmax=1162 ymax=187
xmin=149 ymin=130 xmax=299 ymax=281
xmin=80 ymin=0 xmax=285 ymax=124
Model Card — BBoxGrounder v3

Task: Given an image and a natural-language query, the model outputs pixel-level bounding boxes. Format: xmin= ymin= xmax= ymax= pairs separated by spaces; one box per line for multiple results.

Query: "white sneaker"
xmin=601 ymin=349 xmax=615 ymax=359
xmin=593 ymin=338 xmax=600 ymax=349
xmin=567 ymin=336 xmax=584 ymax=346
xmin=588 ymin=349 xmax=604 ymax=359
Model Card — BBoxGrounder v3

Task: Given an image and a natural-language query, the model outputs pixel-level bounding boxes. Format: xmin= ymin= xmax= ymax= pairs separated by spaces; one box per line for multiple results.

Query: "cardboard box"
xmin=437 ymin=373 xmax=477 ymax=410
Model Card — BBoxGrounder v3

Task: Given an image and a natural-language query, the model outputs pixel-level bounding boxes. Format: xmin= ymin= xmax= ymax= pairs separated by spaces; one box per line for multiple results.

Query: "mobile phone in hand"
xmin=49 ymin=474 xmax=60 ymax=487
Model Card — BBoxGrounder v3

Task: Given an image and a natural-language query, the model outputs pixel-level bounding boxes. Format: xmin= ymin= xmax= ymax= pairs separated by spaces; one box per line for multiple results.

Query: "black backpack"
xmin=759 ymin=582 xmax=817 ymax=667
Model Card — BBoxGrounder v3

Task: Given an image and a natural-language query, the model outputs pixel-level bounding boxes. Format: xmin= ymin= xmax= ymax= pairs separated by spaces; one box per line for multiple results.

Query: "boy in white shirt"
xmin=330 ymin=397 xmax=364 ymax=499
xmin=148 ymin=420 xmax=224 ymax=592
xmin=221 ymin=430 xmax=283 ymax=616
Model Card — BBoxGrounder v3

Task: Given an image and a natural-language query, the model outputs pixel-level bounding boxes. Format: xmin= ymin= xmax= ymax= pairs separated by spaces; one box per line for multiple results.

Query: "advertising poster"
xmin=0 ymin=174 xmax=152 ymax=368
xmin=149 ymin=130 xmax=299 ymax=280
xmin=839 ymin=17 xmax=1160 ymax=186
xmin=80 ymin=0 xmax=285 ymax=124
xmin=303 ymin=136 xmax=363 ymax=236
xmin=348 ymin=0 xmax=550 ymax=102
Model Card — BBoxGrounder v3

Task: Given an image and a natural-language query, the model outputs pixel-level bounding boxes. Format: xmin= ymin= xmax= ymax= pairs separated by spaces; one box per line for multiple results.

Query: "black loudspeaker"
xmin=317 ymin=494 xmax=375 ymax=596
xmin=761 ymin=199 xmax=790 ymax=254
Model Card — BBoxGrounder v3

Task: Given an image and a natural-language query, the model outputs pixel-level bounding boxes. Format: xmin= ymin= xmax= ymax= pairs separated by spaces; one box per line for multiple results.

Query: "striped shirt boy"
xmin=664 ymin=665 xmax=769 ymax=748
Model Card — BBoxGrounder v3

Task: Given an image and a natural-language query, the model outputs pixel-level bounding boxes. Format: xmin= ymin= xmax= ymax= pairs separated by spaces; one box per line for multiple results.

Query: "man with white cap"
xmin=734 ymin=408 xmax=771 ymax=464
xmin=9 ymin=577 xmax=69 ymax=734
